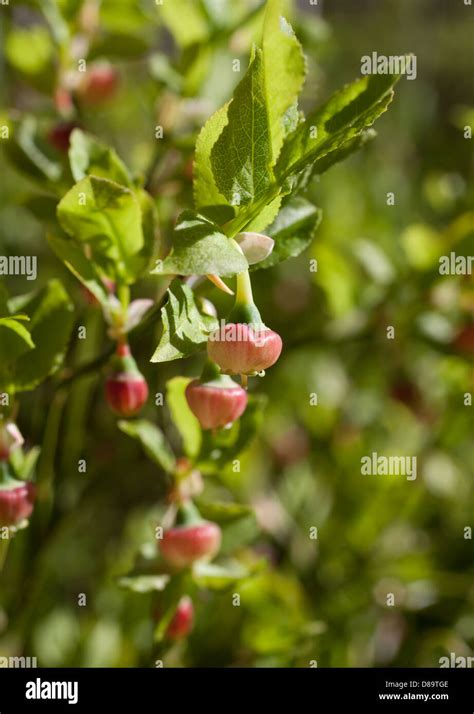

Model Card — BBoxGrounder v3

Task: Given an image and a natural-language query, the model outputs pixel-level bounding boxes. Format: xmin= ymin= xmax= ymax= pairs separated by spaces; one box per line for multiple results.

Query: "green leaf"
xmin=263 ymin=0 xmax=306 ymax=162
xmin=148 ymin=54 xmax=183 ymax=93
xmin=196 ymin=501 xmax=259 ymax=553
xmin=151 ymin=281 xmax=218 ymax=363
xmin=313 ymin=243 xmax=356 ymax=317
xmin=57 ymin=176 xmax=145 ymax=283
xmin=165 ymin=376 xmax=201 ymax=458
xmin=23 ymin=194 xmax=59 ymax=224
xmin=9 ymin=445 xmax=41 ymax=481
xmin=286 ymin=129 xmax=378 ymax=197
xmin=309 ymin=127 xmax=376 ymax=178
xmin=220 ymin=513 xmax=260 ymax=555
xmin=0 ymin=284 xmax=10 ymax=316
xmin=199 ymin=0 xmax=232 ymax=29
xmin=118 ymin=574 xmax=170 ymax=594
xmin=68 ymin=129 xmax=133 ymax=186
xmin=199 ymin=204 xmax=235 ymax=226
xmin=5 ymin=26 xmax=53 ymax=76
xmin=254 ymin=197 xmax=322 ymax=270
xmin=100 ymin=0 xmax=150 ymax=34
xmin=352 ymin=238 xmax=395 ymax=285
xmin=7 ymin=280 xmax=74 ymax=391
xmin=151 ymin=211 xmax=247 ymax=277
xmin=197 ymin=501 xmax=254 ymax=523
xmin=192 ymin=560 xmax=251 ymax=591
xmin=197 ymin=394 xmax=267 ymax=473
xmin=159 ymin=0 xmax=209 ymax=47
xmin=221 ymin=74 xmax=395 ymax=239
xmin=193 ymin=103 xmax=230 ymax=209
xmin=4 ymin=117 xmax=62 ymax=184
xmin=135 ymin=189 xmax=159 ymax=275
xmin=276 ymin=73 xmax=400 ymax=181
xmin=40 ymin=0 xmax=70 ymax=46
xmin=118 ymin=419 xmax=176 ymax=473
xmin=0 ymin=318 xmax=35 ymax=391
xmin=89 ymin=33 xmax=150 ymax=60
xmin=244 ymin=195 xmax=282 ymax=233
xmin=181 ymin=43 xmax=212 ymax=97
xmin=47 ymin=232 xmax=110 ymax=307
xmin=211 ymin=48 xmax=273 ymax=207
xmin=193 ymin=3 xmax=304 ymax=220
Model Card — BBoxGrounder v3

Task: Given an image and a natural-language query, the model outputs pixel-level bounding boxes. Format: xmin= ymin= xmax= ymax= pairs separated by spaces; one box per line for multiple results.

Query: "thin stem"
xmin=144 ymin=146 xmax=164 ymax=193
xmin=58 ymin=344 xmax=115 ymax=387
xmin=35 ymin=391 xmax=67 ymax=534
xmin=58 ymin=282 xmax=171 ymax=387
xmin=0 ymin=537 xmax=10 ymax=575
xmin=126 ymin=279 xmax=172 ymax=338
xmin=61 ymin=310 xmax=102 ymax=472
xmin=223 ymin=184 xmax=281 ymax=238
xmin=235 ymin=270 xmax=254 ymax=306
xmin=118 ymin=283 xmax=130 ymax=312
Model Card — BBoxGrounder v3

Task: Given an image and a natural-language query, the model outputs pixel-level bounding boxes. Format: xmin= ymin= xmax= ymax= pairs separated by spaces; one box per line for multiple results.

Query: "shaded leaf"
xmin=7 ymin=279 xmax=74 ymax=391
xmin=135 ymin=188 xmax=159 ymax=275
xmin=254 ymin=197 xmax=322 ymax=270
xmin=0 ymin=318 xmax=35 ymax=391
xmin=23 ymin=194 xmax=59 ymax=224
xmin=310 ymin=127 xmax=376 ymax=177
xmin=151 ymin=281 xmax=218 ymax=363
xmin=4 ymin=117 xmax=62 ymax=184
xmin=118 ymin=419 xmax=176 ymax=473
xmin=197 ymin=501 xmax=259 ymax=555
xmin=165 ymin=376 xmax=201 ymax=458
xmin=9 ymin=445 xmax=41 ymax=481
xmin=89 ymin=33 xmax=150 ymax=60
xmin=69 ymin=129 xmax=132 ymax=186
xmin=197 ymin=394 xmax=267 ymax=473
xmin=47 ymin=232 xmax=110 ymax=307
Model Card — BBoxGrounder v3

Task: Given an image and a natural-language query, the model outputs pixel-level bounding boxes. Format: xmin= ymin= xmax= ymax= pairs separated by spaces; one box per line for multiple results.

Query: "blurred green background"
xmin=0 ymin=0 xmax=472 ymax=667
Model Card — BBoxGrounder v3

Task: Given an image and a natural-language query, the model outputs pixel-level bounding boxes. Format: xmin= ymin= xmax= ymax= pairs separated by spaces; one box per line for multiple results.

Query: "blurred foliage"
xmin=0 ymin=0 xmax=472 ymax=668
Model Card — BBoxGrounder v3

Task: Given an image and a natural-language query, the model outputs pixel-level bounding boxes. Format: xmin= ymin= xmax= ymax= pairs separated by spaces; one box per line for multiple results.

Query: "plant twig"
xmin=57 ymin=283 xmax=171 ymax=387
